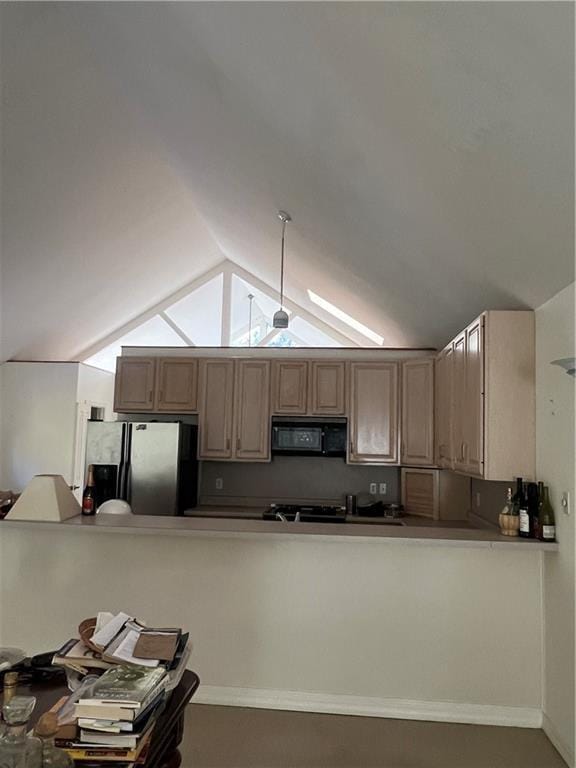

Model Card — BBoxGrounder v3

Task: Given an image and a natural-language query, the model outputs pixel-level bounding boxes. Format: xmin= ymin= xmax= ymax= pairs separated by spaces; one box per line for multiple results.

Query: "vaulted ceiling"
xmin=1 ymin=2 xmax=573 ymax=361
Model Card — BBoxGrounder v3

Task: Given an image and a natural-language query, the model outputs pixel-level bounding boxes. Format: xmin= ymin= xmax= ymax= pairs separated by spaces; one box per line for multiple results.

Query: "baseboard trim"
xmin=543 ymin=713 xmax=575 ymax=767
xmin=193 ymin=685 xmax=542 ymax=729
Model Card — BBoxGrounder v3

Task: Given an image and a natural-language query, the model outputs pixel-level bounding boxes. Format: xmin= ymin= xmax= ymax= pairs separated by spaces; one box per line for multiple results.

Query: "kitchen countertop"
xmin=0 ymin=511 xmax=558 ymax=550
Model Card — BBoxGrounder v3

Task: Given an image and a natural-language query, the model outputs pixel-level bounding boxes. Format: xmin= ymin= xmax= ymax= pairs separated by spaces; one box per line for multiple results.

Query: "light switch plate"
xmin=369 ymin=482 xmax=377 ymax=495
xmin=379 ymin=483 xmax=387 ymax=495
xmin=215 ymin=478 xmax=224 ymax=490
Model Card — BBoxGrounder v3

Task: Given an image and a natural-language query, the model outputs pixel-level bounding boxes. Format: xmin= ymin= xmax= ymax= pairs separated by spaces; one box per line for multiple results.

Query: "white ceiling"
xmin=1 ymin=2 xmax=573 ymax=360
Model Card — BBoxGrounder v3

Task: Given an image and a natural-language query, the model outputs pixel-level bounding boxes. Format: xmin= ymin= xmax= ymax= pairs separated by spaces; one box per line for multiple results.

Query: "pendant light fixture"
xmin=273 ymin=210 xmax=292 ymax=329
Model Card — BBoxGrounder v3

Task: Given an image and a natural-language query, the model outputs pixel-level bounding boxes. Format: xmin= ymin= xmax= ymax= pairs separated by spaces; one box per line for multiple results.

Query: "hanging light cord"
xmin=279 ymin=218 xmax=287 ymax=311
xmin=248 ymin=294 xmax=254 ymax=347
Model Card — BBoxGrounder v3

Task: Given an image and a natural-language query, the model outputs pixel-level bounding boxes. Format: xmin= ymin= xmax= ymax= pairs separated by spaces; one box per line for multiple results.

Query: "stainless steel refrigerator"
xmin=84 ymin=422 xmax=198 ymax=515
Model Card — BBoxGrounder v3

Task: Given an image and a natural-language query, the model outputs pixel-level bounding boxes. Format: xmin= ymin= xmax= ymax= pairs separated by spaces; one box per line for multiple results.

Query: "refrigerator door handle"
xmin=119 ymin=423 xmax=132 ymax=501
xmin=125 ymin=462 xmax=132 ymax=504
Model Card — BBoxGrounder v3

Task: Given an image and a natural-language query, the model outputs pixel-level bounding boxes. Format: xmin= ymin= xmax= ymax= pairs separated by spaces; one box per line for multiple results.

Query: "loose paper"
xmin=91 ymin=612 xmax=132 ymax=648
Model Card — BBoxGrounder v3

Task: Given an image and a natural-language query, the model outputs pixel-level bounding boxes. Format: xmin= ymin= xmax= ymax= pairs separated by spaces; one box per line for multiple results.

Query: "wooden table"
xmin=25 ymin=670 xmax=200 ymax=768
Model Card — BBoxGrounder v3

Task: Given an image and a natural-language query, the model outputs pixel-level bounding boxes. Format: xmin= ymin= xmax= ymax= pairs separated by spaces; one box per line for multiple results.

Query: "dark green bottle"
xmin=513 ymin=478 xmax=530 ymax=538
xmin=526 ymin=483 xmax=539 ymax=539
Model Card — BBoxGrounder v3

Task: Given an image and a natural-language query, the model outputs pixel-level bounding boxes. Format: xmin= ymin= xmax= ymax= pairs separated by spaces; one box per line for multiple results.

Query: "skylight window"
xmin=307 ymin=291 xmax=384 ymax=345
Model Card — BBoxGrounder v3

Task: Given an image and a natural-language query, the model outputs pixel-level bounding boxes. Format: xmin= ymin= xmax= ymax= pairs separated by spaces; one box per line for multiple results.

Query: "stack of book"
xmin=50 ymin=611 xmax=192 ymax=765
xmin=53 ymin=612 xmax=190 ymax=685
xmin=56 ymin=666 xmax=168 ymax=764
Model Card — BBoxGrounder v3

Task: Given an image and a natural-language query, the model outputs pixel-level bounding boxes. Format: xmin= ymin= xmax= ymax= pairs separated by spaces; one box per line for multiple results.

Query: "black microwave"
xmin=271 ymin=421 xmax=347 ymax=457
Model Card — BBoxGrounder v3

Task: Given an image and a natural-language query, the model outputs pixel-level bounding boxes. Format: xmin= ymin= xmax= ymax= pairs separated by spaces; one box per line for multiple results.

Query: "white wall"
xmin=0 ymin=363 xmax=78 ymax=491
xmin=0 ymin=362 xmax=115 ymax=493
xmin=536 ymin=282 xmax=575 ymax=766
xmin=0 ymin=526 xmax=543 ymax=726
xmin=76 ymin=364 xmax=115 ymax=417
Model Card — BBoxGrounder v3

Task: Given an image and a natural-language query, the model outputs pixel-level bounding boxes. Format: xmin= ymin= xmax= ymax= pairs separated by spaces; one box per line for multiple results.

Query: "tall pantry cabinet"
xmin=435 ymin=311 xmax=535 ymax=481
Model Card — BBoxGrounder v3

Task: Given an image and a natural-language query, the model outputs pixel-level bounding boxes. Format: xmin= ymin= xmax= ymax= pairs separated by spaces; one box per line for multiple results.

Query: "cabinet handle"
xmin=159 ymin=390 xmax=164 ymax=402
xmin=236 ymin=437 xmax=241 ymax=450
xmin=460 ymin=442 xmax=465 ymax=461
xmin=349 ymin=440 xmax=354 ymax=455
xmin=148 ymin=390 xmax=154 ymax=402
xmin=226 ymin=438 xmax=231 ymax=452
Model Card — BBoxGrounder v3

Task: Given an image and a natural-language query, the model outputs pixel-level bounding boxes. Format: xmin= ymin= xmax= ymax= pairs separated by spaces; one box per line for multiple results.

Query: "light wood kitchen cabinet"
xmin=463 ymin=318 xmax=484 ymax=477
xmin=155 ymin=358 xmax=198 ymax=413
xmin=401 ymin=468 xmax=470 ymax=521
xmin=272 ymin=361 xmax=308 ymax=414
xmin=348 ymin=362 xmax=399 ymax=464
xmin=233 ymin=361 xmax=271 ymax=461
xmin=435 ymin=345 xmax=453 ymax=468
xmin=449 ymin=319 xmax=483 ymax=477
xmin=114 ymin=357 xmax=156 ymax=412
xmin=198 ymin=360 xmax=235 ymax=460
xmin=435 ymin=310 xmax=535 ymax=481
xmin=401 ymin=359 xmax=434 ymax=466
xmin=309 ymin=362 xmax=346 ymax=416
xmin=451 ymin=332 xmax=467 ymax=473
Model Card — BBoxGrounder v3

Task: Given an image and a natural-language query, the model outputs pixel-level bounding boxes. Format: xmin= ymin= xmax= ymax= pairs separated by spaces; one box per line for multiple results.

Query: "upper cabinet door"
xmin=401 ymin=359 xmax=434 ymax=466
xmin=198 ymin=360 xmax=235 ymax=460
xmin=155 ymin=359 xmax=198 ymax=413
xmin=309 ymin=362 xmax=346 ymax=416
xmin=435 ymin=346 xmax=454 ymax=468
xmin=271 ymin=361 xmax=308 ymax=414
xmin=114 ymin=358 xmax=156 ymax=412
xmin=463 ymin=318 xmax=484 ymax=477
xmin=234 ymin=361 xmax=271 ymax=461
xmin=349 ymin=363 xmax=399 ymax=464
xmin=451 ymin=333 xmax=467 ymax=472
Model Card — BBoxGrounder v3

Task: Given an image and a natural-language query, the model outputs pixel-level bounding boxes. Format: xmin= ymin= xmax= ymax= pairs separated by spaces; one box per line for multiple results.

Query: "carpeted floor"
xmin=181 ymin=704 xmax=567 ymax=768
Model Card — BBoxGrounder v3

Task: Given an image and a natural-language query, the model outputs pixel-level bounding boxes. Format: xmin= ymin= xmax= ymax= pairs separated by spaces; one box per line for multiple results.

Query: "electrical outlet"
xmin=215 ymin=478 xmax=224 ymax=490
xmin=379 ymin=483 xmax=387 ymax=495
xmin=476 ymin=492 xmax=481 ymax=508
xmin=369 ymin=482 xmax=377 ymax=495
xmin=561 ymin=492 xmax=570 ymax=515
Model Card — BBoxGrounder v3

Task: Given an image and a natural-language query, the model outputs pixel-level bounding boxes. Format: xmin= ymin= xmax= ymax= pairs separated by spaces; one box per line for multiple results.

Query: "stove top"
xmin=263 ymin=503 xmax=346 ymax=523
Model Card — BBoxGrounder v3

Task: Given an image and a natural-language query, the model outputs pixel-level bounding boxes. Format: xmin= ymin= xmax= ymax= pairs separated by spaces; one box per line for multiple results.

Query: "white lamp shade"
xmin=5 ymin=475 xmax=81 ymax=522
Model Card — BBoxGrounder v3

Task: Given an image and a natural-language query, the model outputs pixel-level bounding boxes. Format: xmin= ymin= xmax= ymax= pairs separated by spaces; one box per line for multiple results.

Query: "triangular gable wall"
xmin=81 ymin=261 xmax=361 ymax=371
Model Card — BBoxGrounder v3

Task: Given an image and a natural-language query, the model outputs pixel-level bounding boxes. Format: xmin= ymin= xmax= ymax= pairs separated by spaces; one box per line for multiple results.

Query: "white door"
xmin=72 ymin=402 xmax=91 ymax=502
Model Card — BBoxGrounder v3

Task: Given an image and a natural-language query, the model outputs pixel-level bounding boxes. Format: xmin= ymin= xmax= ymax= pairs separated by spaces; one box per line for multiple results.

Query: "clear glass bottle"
xmin=0 ymin=673 xmax=19 ymax=740
xmin=0 ymin=696 xmax=42 ymax=768
xmin=33 ymin=713 xmax=73 ymax=768
xmin=501 ymin=487 xmax=514 ymax=515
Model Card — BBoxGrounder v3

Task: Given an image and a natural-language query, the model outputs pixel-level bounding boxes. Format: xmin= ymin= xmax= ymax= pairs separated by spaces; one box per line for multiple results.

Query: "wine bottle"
xmin=499 ymin=487 xmax=519 ymax=536
xmin=81 ymin=465 xmax=96 ymax=516
xmin=513 ymin=478 xmax=530 ymax=538
xmin=538 ymin=485 xmax=556 ymax=542
xmin=526 ymin=483 xmax=539 ymax=539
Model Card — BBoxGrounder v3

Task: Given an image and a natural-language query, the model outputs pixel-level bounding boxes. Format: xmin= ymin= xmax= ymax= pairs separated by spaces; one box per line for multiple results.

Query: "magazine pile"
xmin=51 ymin=612 xmax=190 ymax=764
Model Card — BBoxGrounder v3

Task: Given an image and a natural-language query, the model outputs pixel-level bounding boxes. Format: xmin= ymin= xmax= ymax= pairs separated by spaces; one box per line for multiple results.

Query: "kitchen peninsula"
xmin=0 ymin=505 xmax=551 ymax=733
xmin=1 ymin=512 xmax=558 ymax=549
